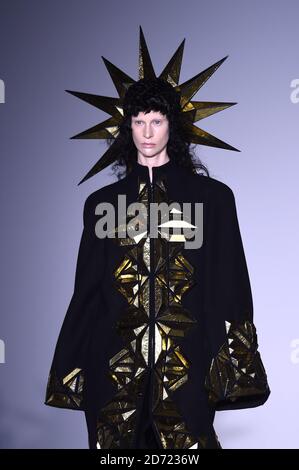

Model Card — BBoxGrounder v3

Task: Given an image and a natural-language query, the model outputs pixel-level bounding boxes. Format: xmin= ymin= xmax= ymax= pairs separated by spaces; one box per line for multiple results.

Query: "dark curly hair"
xmin=106 ymin=77 xmax=210 ymax=179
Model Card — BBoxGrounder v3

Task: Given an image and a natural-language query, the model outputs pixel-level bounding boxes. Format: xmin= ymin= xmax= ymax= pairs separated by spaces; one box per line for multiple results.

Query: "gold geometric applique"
xmin=205 ymin=319 xmax=270 ymax=408
xmin=95 ymin=177 xmax=217 ymax=449
xmin=45 ymin=367 xmax=84 ymax=409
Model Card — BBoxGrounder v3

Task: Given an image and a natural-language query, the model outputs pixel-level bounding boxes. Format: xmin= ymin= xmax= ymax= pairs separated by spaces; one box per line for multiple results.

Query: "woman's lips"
xmin=142 ymin=143 xmax=156 ymax=147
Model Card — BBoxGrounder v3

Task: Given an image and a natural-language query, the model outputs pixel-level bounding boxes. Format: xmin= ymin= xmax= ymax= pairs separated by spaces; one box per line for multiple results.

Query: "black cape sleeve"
xmin=203 ymin=184 xmax=271 ymax=411
xmin=44 ymin=194 xmax=105 ymax=411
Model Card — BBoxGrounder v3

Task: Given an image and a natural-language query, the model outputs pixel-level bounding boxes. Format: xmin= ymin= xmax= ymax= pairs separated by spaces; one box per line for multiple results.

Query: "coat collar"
xmin=129 ymin=158 xmax=176 ymax=185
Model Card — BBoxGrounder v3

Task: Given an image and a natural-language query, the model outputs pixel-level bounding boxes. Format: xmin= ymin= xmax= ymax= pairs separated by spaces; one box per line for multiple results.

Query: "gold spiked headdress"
xmin=66 ymin=26 xmax=239 ymax=185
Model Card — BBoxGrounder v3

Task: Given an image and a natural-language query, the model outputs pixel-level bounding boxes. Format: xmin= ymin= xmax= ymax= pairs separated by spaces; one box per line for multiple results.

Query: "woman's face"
xmin=131 ymin=110 xmax=169 ymax=159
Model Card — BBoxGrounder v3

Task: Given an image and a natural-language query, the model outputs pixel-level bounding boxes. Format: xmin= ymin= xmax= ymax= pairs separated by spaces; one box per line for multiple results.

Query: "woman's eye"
xmin=134 ymin=120 xmax=161 ymax=125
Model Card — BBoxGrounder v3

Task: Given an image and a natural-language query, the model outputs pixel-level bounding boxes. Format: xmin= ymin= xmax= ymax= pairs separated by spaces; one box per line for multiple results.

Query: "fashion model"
xmin=45 ymin=27 xmax=270 ymax=449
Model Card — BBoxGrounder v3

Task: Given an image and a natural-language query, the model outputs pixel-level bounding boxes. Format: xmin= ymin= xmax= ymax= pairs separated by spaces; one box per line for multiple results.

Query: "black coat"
xmin=45 ymin=158 xmax=270 ymax=449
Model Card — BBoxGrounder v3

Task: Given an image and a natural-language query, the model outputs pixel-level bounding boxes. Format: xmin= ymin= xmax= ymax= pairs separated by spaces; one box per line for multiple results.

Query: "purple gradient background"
xmin=0 ymin=0 xmax=298 ymax=449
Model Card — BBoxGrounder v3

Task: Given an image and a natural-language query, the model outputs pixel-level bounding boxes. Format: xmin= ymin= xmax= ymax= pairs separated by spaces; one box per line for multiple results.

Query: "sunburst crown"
xmin=66 ymin=26 xmax=239 ymax=185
